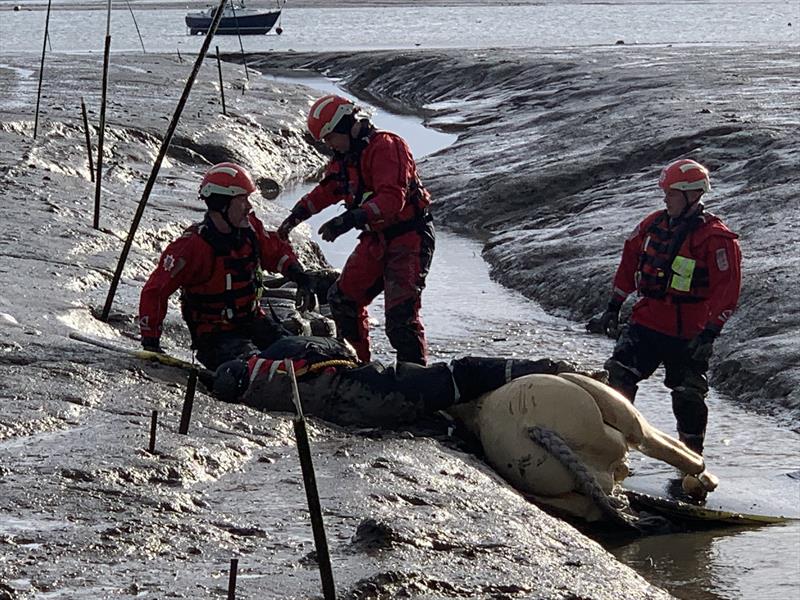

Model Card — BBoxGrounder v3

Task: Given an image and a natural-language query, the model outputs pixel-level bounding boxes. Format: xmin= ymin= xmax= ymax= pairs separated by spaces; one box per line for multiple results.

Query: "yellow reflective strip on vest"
xmin=670 ymin=255 xmax=696 ymax=292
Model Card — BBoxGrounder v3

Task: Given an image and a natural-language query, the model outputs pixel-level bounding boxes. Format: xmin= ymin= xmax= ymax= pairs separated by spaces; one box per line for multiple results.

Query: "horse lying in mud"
xmin=448 ymin=373 xmax=718 ymax=523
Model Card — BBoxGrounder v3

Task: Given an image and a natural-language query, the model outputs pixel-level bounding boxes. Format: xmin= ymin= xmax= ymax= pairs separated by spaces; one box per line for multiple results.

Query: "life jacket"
xmin=635 ymin=211 xmax=713 ymax=303
xmin=323 ymin=122 xmax=432 ymax=240
xmin=245 ymin=336 xmax=359 ymax=385
xmin=180 ymin=218 xmax=262 ymax=339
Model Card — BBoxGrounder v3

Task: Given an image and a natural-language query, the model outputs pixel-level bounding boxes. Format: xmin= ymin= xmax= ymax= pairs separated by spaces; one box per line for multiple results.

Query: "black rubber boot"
xmin=678 ymin=431 xmax=705 ymax=455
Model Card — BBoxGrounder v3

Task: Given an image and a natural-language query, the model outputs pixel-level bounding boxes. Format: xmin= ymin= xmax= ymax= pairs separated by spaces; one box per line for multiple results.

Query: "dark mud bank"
xmin=246 ymin=47 xmax=800 ymax=418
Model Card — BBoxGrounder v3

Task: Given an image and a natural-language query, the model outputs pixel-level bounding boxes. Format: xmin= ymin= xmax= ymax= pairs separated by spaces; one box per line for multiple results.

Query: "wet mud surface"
xmin=0 ymin=54 xmax=677 ymax=598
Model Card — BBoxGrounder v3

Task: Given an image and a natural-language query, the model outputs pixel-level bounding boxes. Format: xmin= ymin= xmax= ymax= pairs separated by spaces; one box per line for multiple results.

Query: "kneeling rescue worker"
xmin=587 ymin=159 xmax=742 ymax=454
xmin=139 ymin=162 xmax=312 ymax=370
xmin=277 ymin=94 xmax=435 ymax=366
xmin=212 ymin=335 xmax=583 ymax=427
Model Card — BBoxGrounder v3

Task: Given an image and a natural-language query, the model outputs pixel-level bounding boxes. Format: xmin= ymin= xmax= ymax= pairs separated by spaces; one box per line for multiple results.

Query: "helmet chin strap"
xmin=678 ymin=191 xmax=703 ymax=220
xmin=211 ymin=201 xmax=244 ymax=236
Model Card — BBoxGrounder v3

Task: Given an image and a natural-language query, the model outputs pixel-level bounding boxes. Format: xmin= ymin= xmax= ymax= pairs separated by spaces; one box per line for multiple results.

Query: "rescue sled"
xmin=623 ymin=471 xmax=800 ymax=525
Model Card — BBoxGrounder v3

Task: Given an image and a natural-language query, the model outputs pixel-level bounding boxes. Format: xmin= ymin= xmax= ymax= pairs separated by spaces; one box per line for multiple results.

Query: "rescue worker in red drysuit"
xmin=277 ymin=95 xmax=435 ymax=365
xmin=139 ymin=162 xmax=311 ymax=370
xmin=587 ymin=159 xmax=742 ymax=454
xmin=211 ymin=335 xmax=582 ymax=427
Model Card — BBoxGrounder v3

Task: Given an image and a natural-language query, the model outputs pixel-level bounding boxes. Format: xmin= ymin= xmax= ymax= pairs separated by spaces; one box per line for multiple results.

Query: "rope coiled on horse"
xmin=528 ymin=426 xmax=669 ymax=532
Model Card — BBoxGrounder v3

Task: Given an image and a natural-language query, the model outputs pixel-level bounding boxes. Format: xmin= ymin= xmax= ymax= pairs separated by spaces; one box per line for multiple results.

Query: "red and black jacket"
xmin=295 ymin=125 xmax=432 ymax=241
xmin=139 ymin=213 xmax=299 ymax=341
xmin=611 ymin=209 xmax=741 ymax=339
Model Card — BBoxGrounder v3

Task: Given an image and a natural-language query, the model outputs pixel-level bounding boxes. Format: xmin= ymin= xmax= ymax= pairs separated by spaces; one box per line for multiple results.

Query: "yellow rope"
xmin=274 ymin=359 xmax=359 ymax=378
xmin=306 ymin=359 xmax=359 ymax=373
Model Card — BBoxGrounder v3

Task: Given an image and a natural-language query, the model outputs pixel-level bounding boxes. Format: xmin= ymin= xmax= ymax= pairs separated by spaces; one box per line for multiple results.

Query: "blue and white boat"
xmin=185 ymin=1 xmax=282 ymax=36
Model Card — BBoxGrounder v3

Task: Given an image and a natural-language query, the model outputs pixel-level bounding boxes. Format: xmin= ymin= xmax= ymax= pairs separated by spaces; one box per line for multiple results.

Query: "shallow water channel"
xmin=266 ymin=73 xmax=800 ymax=600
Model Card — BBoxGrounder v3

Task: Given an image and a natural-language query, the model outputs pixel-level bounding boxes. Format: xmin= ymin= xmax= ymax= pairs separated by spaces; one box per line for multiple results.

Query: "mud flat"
xmin=0 ymin=54 xmax=673 ymax=598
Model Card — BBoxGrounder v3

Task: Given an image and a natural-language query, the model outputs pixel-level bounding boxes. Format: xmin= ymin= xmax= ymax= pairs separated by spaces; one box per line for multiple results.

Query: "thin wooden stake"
xmin=228 ymin=0 xmax=250 ymax=85
xmin=125 ymin=0 xmax=147 ymax=54
xmin=285 ymin=360 xmax=336 ymax=600
xmin=177 ymin=47 xmax=183 ymax=63
xmin=93 ymin=0 xmax=113 ymax=230
xmin=215 ymin=46 xmax=227 ymax=116
xmin=33 ymin=0 xmax=53 ymax=139
xmin=100 ymin=0 xmax=230 ymax=322
xmin=148 ymin=409 xmax=158 ymax=453
xmin=178 ymin=369 xmax=198 ymax=435
xmin=80 ymin=97 xmax=95 ymax=182
xmin=227 ymin=558 xmax=238 ymax=600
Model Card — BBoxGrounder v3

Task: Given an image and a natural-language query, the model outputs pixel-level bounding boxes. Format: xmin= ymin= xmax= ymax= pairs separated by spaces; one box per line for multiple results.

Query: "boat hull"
xmin=185 ymin=10 xmax=280 ymax=35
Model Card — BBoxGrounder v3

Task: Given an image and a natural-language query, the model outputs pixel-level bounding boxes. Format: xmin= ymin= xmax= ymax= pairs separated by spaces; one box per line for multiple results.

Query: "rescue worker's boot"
xmin=678 ymin=431 xmax=705 ymax=456
xmin=603 ymin=357 xmax=640 ymax=402
xmin=449 ymin=357 xmax=565 ymax=403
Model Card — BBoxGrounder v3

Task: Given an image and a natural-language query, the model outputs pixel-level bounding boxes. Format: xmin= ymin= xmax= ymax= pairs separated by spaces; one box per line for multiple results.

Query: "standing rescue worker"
xmin=587 ymin=159 xmax=741 ymax=454
xmin=277 ymin=95 xmax=435 ymax=365
xmin=139 ymin=162 xmax=311 ymax=370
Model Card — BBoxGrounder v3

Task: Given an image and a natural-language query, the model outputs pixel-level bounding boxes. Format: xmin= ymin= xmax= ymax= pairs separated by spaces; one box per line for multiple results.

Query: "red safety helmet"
xmin=307 ymin=94 xmax=357 ymax=141
xmin=658 ymin=159 xmax=711 ymax=194
xmin=199 ymin=162 xmax=256 ymax=203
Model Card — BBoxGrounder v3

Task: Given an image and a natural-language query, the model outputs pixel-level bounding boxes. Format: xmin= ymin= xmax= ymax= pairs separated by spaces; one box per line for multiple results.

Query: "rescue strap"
xmin=381 ymin=211 xmax=433 ymax=241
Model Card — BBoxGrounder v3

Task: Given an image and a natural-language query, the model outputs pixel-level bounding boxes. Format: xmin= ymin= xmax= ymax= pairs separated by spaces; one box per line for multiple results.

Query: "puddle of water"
xmin=0 ymin=515 xmax=73 ymax=536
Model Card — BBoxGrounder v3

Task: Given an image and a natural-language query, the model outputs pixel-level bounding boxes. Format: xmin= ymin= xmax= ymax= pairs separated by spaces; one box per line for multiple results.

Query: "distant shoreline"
xmin=1 ymin=0 xmax=773 ymax=11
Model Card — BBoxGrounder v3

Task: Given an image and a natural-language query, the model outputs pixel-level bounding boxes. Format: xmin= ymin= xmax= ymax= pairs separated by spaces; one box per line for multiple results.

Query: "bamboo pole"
xmin=227 ymin=558 xmax=238 ymax=600
xmin=100 ymin=0 xmax=230 ymax=322
xmin=215 ymin=46 xmax=227 ymax=115
xmin=285 ymin=360 xmax=336 ymax=600
xmin=148 ymin=410 xmax=158 ymax=453
xmin=80 ymin=97 xmax=95 ymax=182
xmin=93 ymin=0 xmax=113 ymax=230
xmin=125 ymin=0 xmax=147 ymax=54
xmin=228 ymin=0 xmax=250 ymax=86
xmin=33 ymin=0 xmax=53 ymax=139
xmin=178 ymin=369 xmax=198 ymax=435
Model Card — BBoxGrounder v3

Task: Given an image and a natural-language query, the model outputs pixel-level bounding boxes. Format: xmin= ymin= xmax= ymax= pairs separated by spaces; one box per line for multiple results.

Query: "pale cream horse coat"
xmin=449 ymin=373 xmax=717 ymax=521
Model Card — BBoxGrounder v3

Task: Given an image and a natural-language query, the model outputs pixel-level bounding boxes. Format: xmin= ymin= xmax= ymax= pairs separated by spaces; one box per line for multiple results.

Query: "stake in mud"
xmin=285 ymin=359 xmax=336 ymax=600
xmin=227 ymin=557 xmax=238 ymax=600
xmin=178 ymin=369 xmax=199 ymax=435
xmin=148 ymin=409 xmax=158 ymax=454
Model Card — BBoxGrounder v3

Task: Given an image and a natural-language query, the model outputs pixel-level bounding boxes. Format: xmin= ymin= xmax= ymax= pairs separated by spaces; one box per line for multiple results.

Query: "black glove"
xmin=285 ymin=263 xmax=316 ymax=312
xmin=586 ymin=298 xmax=623 ymax=338
xmin=141 ymin=336 xmax=165 ymax=354
xmin=277 ymin=205 xmax=310 ymax=240
xmin=318 ymin=209 xmax=366 ymax=242
xmin=687 ymin=328 xmax=718 ymax=363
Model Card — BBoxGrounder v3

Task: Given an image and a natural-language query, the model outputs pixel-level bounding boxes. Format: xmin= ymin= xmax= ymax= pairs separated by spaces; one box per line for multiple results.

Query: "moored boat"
xmin=185 ymin=1 xmax=281 ymax=36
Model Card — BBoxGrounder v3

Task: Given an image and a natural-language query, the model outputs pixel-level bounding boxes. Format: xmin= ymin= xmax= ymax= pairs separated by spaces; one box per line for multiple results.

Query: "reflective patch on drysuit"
xmin=447 ymin=363 xmax=460 ymax=403
xmin=670 ymin=255 xmax=696 ymax=292
xmin=276 ymin=255 xmax=290 ymax=273
xmin=268 ymin=360 xmax=282 ymax=382
xmin=715 ymin=247 xmax=729 ymax=272
xmin=249 ymin=358 xmax=267 ymax=384
xmin=163 ymin=255 xmax=186 ymax=278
